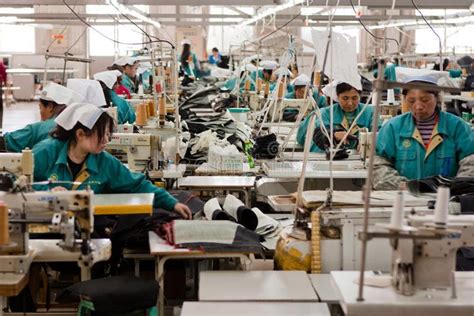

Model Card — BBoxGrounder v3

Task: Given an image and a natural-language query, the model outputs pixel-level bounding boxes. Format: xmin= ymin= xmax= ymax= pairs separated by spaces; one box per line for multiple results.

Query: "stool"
xmin=61 ymin=276 xmax=159 ymax=316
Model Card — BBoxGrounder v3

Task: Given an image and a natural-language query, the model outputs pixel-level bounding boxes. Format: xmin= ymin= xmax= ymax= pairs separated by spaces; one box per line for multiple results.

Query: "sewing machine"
xmin=106 ymin=133 xmax=158 ymax=172
xmin=0 ymin=150 xmax=34 ymax=189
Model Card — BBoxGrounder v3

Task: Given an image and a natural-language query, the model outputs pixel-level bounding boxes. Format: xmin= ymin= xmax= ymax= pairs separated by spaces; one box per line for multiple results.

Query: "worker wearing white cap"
xmin=2 ymin=82 xmax=83 ymax=152
xmin=245 ymin=60 xmax=278 ymax=92
xmin=373 ymin=75 xmax=474 ymax=190
xmin=179 ymin=39 xmax=200 ymax=79
xmin=67 ymin=79 xmax=107 ymax=107
xmin=32 ymin=102 xmax=192 ymax=219
xmin=94 ymin=70 xmax=136 ymax=124
xmin=113 ymin=56 xmax=139 ymax=94
xmin=286 ymin=74 xmax=327 ymax=108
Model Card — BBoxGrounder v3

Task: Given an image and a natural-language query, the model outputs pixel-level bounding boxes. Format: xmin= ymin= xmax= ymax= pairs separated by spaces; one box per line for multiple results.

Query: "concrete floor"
xmin=2 ymin=100 xmax=40 ymax=133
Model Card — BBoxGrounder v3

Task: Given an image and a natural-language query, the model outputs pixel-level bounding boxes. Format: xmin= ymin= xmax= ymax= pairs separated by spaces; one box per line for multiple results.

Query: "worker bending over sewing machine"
xmin=32 ymin=102 xmax=192 ymax=219
xmin=286 ymin=74 xmax=327 ymax=108
xmin=247 ymin=60 xmax=278 ymax=92
xmin=296 ymin=81 xmax=379 ymax=153
xmin=94 ymin=70 xmax=136 ymax=124
xmin=1 ymin=82 xmax=82 ymax=152
xmin=373 ymin=75 xmax=474 ymax=190
xmin=113 ymin=56 xmax=139 ymax=94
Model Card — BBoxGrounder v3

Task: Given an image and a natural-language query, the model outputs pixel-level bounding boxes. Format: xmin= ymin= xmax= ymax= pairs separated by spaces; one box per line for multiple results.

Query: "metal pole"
xmin=356 ymin=58 xmax=385 ymax=302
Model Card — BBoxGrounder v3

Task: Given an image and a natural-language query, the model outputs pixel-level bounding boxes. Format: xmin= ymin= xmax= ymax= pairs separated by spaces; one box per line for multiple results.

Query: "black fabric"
xmin=464 ymin=75 xmax=474 ymax=91
xmin=67 ymin=156 xmax=85 ymax=180
xmin=457 ymin=247 xmax=474 ymax=271
xmin=235 ymin=206 xmax=258 ymax=231
xmin=59 ymin=276 xmax=158 ymax=314
xmin=455 ymin=193 xmax=474 ymax=214
xmin=407 ymin=176 xmax=474 ymax=196
xmin=0 ymin=135 xmax=6 ymax=152
xmin=251 ymin=133 xmax=279 ymax=159
xmin=211 ymin=209 xmax=236 ymax=222
xmin=313 ymin=124 xmax=358 ymax=152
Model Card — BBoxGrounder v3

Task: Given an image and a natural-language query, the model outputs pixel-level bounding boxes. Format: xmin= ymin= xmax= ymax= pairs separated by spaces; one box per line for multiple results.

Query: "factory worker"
xmin=222 ymin=63 xmax=257 ymax=92
xmin=272 ymin=67 xmax=293 ymax=94
xmin=94 ymin=70 xmax=136 ymax=124
xmin=286 ymin=74 xmax=327 ymax=108
xmin=208 ymin=47 xmax=222 ymax=65
xmin=2 ymin=82 xmax=83 ymax=152
xmin=244 ymin=60 xmax=278 ymax=93
xmin=32 ymin=102 xmax=192 ymax=219
xmin=297 ymin=81 xmax=379 ymax=153
xmin=136 ymin=61 xmax=152 ymax=92
xmin=373 ymin=75 xmax=474 ymax=190
xmin=113 ymin=56 xmax=139 ymax=94
xmin=179 ymin=39 xmax=200 ymax=79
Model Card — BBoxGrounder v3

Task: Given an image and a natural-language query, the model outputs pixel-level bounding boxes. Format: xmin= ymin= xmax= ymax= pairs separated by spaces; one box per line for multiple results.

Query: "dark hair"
xmin=181 ymin=43 xmax=191 ymax=67
xmin=39 ymin=98 xmax=67 ymax=117
xmin=402 ymin=81 xmax=439 ymax=98
xmin=263 ymin=69 xmax=273 ymax=76
xmin=97 ymin=80 xmax=112 ymax=107
xmin=336 ymin=82 xmax=361 ymax=95
xmin=107 ymin=64 xmax=123 ymax=73
xmin=51 ymin=112 xmax=114 ymax=146
xmin=212 ymin=47 xmax=219 ymax=53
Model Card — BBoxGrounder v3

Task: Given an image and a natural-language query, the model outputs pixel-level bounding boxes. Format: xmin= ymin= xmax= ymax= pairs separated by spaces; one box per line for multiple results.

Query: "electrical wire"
xmin=410 ymin=0 xmax=442 ymax=58
xmin=259 ymin=12 xmax=302 ymax=42
xmin=106 ymin=0 xmax=152 ymax=44
xmin=348 ymin=0 xmax=400 ymax=50
xmin=62 ymin=0 xmax=175 ymax=48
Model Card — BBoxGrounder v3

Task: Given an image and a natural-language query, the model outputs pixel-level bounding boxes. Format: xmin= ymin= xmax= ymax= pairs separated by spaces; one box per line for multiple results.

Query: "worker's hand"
xmin=334 ymin=131 xmax=348 ymax=144
xmin=51 ymin=186 xmax=67 ymax=192
xmin=173 ymin=203 xmax=192 ymax=220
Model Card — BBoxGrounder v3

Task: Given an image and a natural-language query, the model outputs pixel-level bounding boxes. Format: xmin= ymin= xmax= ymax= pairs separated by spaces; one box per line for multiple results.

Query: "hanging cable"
xmin=348 ymin=0 xmax=400 ymax=50
xmin=106 ymin=0 xmax=153 ymax=44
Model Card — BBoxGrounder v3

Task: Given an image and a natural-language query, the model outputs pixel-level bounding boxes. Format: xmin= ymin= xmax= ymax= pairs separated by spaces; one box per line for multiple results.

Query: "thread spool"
xmin=264 ymin=82 xmax=270 ymax=98
xmin=277 ymin=82 xmax=285 ymax=99
xmin=159 ymin=96 xmax=166 ymax=126
xmin=136 ymin=103 xmax=147 ymax=126
xmin=387 ymin=89 xmax=395 ymax=104
xmin=256 ymin=78 xmax=262 ymax=93
xmin=389 ymin=191 xmax=405 ymax=229
xmin=244 ymin=79 xmax=251 ymax=91
xmin=21 ymin=149 xmax=33 ymax=176
xmin=148 ymin=100 xmax=156 ymax=117
xmin=313 ymin=72 xmax=321 ymax=87
xmin=434 ymin=186 xmax=450 ymax=227
xmin=0 ymin=202 xmax=9 ymax=246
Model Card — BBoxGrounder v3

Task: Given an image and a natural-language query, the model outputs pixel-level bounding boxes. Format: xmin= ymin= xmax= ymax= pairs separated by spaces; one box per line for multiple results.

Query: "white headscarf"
xmin=55 ymin=102 xmax=108 ymax=130
xmin=66 ymin=79 xmax=107 ymax=107
xmin=93 ymin=70 xmax=122 ymax=89
xmin=41 ymin=82 xmax=84 ymax=106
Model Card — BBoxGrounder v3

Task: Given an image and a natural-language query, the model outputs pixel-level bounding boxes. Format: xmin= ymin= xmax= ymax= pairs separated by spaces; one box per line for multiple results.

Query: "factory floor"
xmin=2 ymin=100 xmax=39 ymax=133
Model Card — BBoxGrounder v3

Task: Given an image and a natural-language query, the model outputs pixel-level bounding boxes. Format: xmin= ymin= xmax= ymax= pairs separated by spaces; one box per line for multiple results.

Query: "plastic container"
xmin=228 ymin=108 xmax=250 ymax=123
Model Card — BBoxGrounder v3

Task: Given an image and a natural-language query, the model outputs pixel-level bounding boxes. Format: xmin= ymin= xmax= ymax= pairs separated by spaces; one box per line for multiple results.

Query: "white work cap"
xmin=274 ymin=67 xmax=292 ymax=77
xmin=40 ymin=82 xmax=84 ymax=106
xmin=66 ymin=79 xmax=107 ymax=107
xmin=292 ymin=74 xmax=311 ymax=86
xmin=395 ymin=67 xmax=451 ymax=86
xmin=181 ymin=38 xmax=191 ymax=45
xmin=113 ymin=56 xmax=138 ymax=67
xmin=55 ymin=102 xmax=107 ymax=130
xmin=322 ymin=80 xmax=340 ymax=102
xmin=93 ymin=70 xmax=122 ymax=89
xmin=260 ymin=60 xmax=278 ymax=70
xmin=403 ymin=74 xmax=439 ymax=85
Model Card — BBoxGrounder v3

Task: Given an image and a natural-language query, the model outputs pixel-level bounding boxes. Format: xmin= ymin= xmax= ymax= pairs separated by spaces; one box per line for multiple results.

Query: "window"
xmin=0 ymin=25 xmax=35 ymax=53
xmin=86 ymin=5 xmax=148 ymax=56
xmin=301 ymin=27 xmax=360 ymax=54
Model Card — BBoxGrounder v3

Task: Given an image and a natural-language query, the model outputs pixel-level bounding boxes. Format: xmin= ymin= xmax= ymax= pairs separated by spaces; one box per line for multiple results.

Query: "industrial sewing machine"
xmin=106 ymin=133 xmax=159 ymax=172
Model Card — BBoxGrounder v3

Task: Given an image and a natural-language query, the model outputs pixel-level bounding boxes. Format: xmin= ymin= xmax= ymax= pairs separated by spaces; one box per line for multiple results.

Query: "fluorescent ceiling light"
xmin=106 ymin=0 xmax=160 ymax=28
xmin=368 ymin=14 xmax=474 ymax=30
xmin=237 ymin=0 xmax=306 ymax=27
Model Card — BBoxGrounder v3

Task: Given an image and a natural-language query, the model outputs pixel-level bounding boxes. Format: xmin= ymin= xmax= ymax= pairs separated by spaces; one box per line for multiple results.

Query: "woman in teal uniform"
xmin=32 ymin=102 xmax=192 ymax=218
xmin=2 ymin=82 xmax=82 ymax=152
xmin=180 ymin=39 xmax=200 ymax=79
xmin=373 ymin=75 xmax=474 ymax=190
xmin=94 ymin=70 xmax=136 ymax=124
xmin=113 ymin=56 xmax=138 ymax=94
xmin=297 ymin=81 xmax=379 ymax=153
xmin=285 ymin=74 xmax=327 ymax=108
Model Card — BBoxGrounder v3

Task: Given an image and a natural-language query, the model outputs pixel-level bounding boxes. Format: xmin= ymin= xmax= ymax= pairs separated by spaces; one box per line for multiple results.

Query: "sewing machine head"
xmin=358 ymin=128 xmax=373 ymax=161
xmin=390 ymin=214 xmax=474 ymax=295
xmin=106 ymin=133 xmax=156 ymax=172
xmin=0 ymin=150 xmax=34 ymax=192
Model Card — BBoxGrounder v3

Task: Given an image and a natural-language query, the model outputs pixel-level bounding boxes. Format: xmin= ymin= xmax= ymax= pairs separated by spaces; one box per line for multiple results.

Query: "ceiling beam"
xmin=0 ymin=0 xmax=471 ymax=8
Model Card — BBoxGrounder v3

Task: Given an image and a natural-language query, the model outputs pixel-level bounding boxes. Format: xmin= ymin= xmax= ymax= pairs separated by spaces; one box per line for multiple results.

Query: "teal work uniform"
xmin=110 ymin=90 xmax=136 ymax=124
xmin=141 ymin=69 xmax=151 ymax=91
xmin=32 ymin=138 xmax=178 ymax=210
xmin=122 ymin=73 xmax=137 ymax=94
xmin=376 ymin=111 xmax=474 ymax=179
xmin=285 ymin=90 xmax=328 ymax=108
xmin=4 ymin=118 xmax=56 ymax=152
xmin=179 ymin=52 xmax=200 ymax=78
xmin=297 ymin=103 xmax=379 ymax=153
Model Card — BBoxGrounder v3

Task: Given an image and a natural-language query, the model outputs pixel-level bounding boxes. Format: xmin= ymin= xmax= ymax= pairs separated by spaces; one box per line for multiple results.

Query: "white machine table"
xmin=181 ymin=302 xmax=330 ymax=316
xmin=331 ymin=271 xmax=474 ymax=316
xmin=178 ymin=176 xmax=256 ymax=205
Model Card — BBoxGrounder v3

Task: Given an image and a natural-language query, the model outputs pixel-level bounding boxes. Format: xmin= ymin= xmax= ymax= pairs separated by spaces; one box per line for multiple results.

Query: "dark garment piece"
xmin=457 ymin=247 xmax=474 ymax=271
xmin=407 ymin=176 xmax=474 ymax=196
xmin=313 ymin=124 xmax=358 ymax=152
xmin=0 ymin=135 xmax=6 ymax=152
xmin=59 ymin=276 xmax=158 ymax=314
xmin=252 ymin=133 xmax=279 ymax=159
xmin=454 ymin=193 xmax=474 ymax=214
xmin=67 ymin=156 xmax=85 ymax=180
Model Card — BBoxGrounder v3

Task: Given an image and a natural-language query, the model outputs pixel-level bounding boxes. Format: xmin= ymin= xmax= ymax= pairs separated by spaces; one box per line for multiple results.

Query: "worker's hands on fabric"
xmin=334 ymin=131 xmax=349 ymax=144
xmin=173 ymin=202 xmax=192 ymax=219
xmin=51 ymin=186 xmax=67 ymax=192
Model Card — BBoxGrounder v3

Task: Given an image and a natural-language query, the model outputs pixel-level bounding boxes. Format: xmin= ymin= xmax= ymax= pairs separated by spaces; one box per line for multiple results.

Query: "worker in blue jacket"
xmin=373 ymin=75 xmax=474 ymax=190
xmin=285 ymin=74 xmax=327 ymax=108
xmin=297 ymin=81 xmax=379 ymax=153
xmin=32 ymin=102 xmax=192 ymax=219
xmin=2 ymin=82 xmax=83 ymax=152
xmin=94 ymin=70 xmax=136 ymax=124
